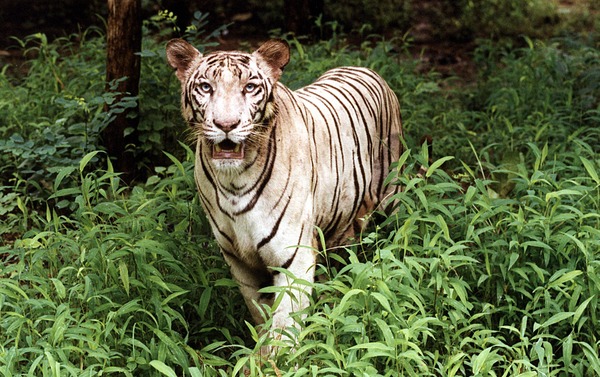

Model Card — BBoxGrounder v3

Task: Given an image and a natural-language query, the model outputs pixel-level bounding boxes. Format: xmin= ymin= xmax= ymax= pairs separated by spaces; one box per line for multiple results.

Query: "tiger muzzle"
xmin=213 ymin=139 xmax=244 ymax=160
xmin=211 ymin=119 xmax=245 ymax=160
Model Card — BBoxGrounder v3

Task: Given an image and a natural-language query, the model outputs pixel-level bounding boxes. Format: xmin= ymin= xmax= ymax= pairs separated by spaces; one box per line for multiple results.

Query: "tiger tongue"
xmin=213 ymin=140 xmax=244 ymax=159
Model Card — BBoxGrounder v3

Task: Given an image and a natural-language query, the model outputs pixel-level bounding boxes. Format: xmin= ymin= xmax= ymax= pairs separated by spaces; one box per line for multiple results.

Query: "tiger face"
xmin=167 ymin=39 xmax=290 ymax=170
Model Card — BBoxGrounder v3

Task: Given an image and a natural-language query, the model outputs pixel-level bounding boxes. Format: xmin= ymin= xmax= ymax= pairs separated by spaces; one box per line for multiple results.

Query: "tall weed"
xmin=0 ymin=148 xmax=247 ymax=376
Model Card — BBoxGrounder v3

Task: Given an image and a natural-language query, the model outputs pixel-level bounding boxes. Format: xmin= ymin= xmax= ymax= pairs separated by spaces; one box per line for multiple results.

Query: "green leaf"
xmin=508 ymin=252 xmax=519 ymax=270
xmin=161 ymin=290 xmax=189 ymax=306
xmin=152 ymin=329 xmax=179 ymax=351
xmin=52 ymin=166 xmax=77 ymax=190
xmin=563 ymin=333 xmax=573 ymax=367
xmin=245 ymin=320 xmax=260 ymax=342
xmin=373 ymin=317 xmax=396 ymax=348
xmin=534 ymin=312 xmax=574 ymax=331
xmin=45 ymin=351 xmax=60 ymax=377
xmin=471 ymin=347 xmax=496 ymax=375
xmin=464 ymin=185 xmax=477 ymax=204
xmin=435 ymin=214 xmax=450 ymax=241
xmin=580 ymin=156 xmax=600 ymax=184
xmin=396 ymin=148 xmax=411 ymax=169
xmin=415 ymin=188 xmax=428 ymax=211
xmin=232 ymin=356 xmax=250 ymax=377
xmin=149 ymin=360 xmax=177 ymax=377
xmin=79 ymin=150 xmax=101 ymax=173
xmin=119 ymin=261 xmax=130 ymax=296
xmin=115 ymin=299 xmax=142 ymax=317
xmin=163 ymin=151 xmax=185 ymax=174
xmin=197 ymin=287 xmax=213 ymax=318
xmin=348 ymin=341 xmax=394 ymax=355
xmin=449 ymin=278 xmax=472 ymax=308
xmin=562 ymin=233 xmax=588 ymax=255
xmin=49 ymin=187 xmax=81 ymax=199
xmin=371 ymin=292 xmax=392 ymax=313
xmin=545 ymin=189 xmax=584 ymax=202
xmin=426 ymin=156 xmax=455 ymax=178
xmin=0 ymin=279 xmax=30 ymax=300
xmin=334 ymin=289 xmax=365 ymax=314
xmin=50 ymin=278 xmax=66 ymax=299
xmin=579 ymin=341 xmax=600 ymax=376
xmin=94 ymin=202 xmax=128 ymax=216
xmin=548 ymin=270 xmax=582 ymax=289
xmin=572 ymin=295 xmax=594 ymax=327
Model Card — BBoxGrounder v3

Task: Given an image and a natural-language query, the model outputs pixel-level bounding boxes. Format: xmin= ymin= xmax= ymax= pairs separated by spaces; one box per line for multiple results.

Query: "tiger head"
xmin=166 ymin=39 xmax=290 ymax=169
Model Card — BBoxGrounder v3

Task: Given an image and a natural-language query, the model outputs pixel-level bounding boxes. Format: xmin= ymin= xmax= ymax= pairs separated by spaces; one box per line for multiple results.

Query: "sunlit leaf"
xmin=149 ymin=360 xmax=177 ymax=377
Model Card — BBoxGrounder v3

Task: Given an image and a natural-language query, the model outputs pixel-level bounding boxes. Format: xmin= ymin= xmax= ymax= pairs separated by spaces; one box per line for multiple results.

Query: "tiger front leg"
xmin=227 ymin=246 xmax=316 ymax=355
xmin=221 ymin=251 xmax=275 ymax=326
xmin=270 ymin=248 xmax=316 ymax=332
xmin=223 ymin=248 xmax=315 ymax=324
xmin=262 ymin=246 xmax=316 ymax=356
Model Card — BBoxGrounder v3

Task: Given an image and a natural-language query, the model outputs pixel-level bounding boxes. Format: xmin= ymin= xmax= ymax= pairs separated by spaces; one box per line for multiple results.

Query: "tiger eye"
xmin=200 ymin=83 xmax=213 ymax=93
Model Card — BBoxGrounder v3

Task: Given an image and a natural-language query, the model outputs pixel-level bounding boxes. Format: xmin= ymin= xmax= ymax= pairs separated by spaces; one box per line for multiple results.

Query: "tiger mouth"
xmin=213 ymin=140 xmax=244 ymax=160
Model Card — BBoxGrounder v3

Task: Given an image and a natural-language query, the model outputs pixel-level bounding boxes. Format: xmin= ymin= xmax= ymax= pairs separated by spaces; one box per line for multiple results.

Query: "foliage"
xmin=0 ymin=30 xmax=138 ymax=219
xmin=428 ymin=36 xmax=600 ymax=174
xmin=454 ymin=0 xmax=559 ymax=41
xmin=0 ymin=15 xmax=225 ymax=234
xmin=0 ymin=30 xmax=111 ymax=204
xmin=1 ymin=13 xmax=600 ymax=377
xmin=1 ymin=148 xmax=246 ymax=376
xmin=323 ymin=0 xmax=411 ymax=34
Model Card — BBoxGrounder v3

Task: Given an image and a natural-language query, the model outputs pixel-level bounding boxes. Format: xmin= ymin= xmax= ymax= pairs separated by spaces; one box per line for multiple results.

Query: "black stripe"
xmin=233 ymin=123 xmax=277 ymax=215
xmin=318 ymin=84 xmax=368 ymax=210
xmin=221 ymin=248 xmax=274 ymax=298
xmin=199 ymin=148 xmax=235 ymax=221
xmin=301 ymin=91 xmax=343 ymax=214
xmin=256 ymin=194 xmax=292 ymax=250
xmin=281 ymin=248 xmax=298 ymax=270
xmin=323 ymin=211 xmax=345 ymax=243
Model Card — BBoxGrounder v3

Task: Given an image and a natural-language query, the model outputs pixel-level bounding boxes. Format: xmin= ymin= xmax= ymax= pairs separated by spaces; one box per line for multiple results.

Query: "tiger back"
xmin=166 ymin=38 xmax=402 ymax=350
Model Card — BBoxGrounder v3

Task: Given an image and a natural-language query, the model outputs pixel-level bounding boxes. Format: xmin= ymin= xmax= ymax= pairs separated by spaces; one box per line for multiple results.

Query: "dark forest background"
xmin=3 ymin=0 xmax=596 ymax=50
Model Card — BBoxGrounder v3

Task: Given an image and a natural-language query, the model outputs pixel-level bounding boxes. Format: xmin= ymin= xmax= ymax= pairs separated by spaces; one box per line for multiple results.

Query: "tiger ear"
xmin=166 ymin=38 xmax=201 ymax=83
xmin=253 ymin=39 xmax=290 ymax=81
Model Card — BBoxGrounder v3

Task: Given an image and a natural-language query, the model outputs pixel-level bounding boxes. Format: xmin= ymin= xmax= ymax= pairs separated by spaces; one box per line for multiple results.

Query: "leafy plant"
xmin=427 ymin=0 xmax=559 ymax=41
xmin=0 ymin=148 xmax=249 ymax=376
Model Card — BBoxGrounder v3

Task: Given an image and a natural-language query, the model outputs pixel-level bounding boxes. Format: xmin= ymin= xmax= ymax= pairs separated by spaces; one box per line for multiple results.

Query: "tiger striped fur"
xmin=166 ymin=38 xmax=402 ymax=350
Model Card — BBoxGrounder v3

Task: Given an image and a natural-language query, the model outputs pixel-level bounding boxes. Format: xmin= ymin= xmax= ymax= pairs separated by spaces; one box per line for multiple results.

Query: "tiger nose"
xmin=214 ymin=119 xmax=240 ymax=132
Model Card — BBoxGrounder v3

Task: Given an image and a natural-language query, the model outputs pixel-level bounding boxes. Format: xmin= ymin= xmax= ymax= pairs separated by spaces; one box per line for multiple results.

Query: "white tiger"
xmin=166 ymin=38 xmax=402 ymax=352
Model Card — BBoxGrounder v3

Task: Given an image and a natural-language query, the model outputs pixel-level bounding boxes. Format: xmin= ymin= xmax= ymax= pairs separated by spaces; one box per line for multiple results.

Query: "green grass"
xmin=1 ymin=15 xmax=599 ymax=376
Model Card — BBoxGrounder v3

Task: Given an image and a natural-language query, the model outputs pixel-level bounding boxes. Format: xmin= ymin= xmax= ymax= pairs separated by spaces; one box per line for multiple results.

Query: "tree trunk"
xmin=103 ymin=0 xmax=142 ymax=182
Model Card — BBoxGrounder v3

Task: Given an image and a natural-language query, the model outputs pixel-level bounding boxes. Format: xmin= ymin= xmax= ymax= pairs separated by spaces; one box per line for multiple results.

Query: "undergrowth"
xmin=1 ymin=15 xmax=599 ymax=377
